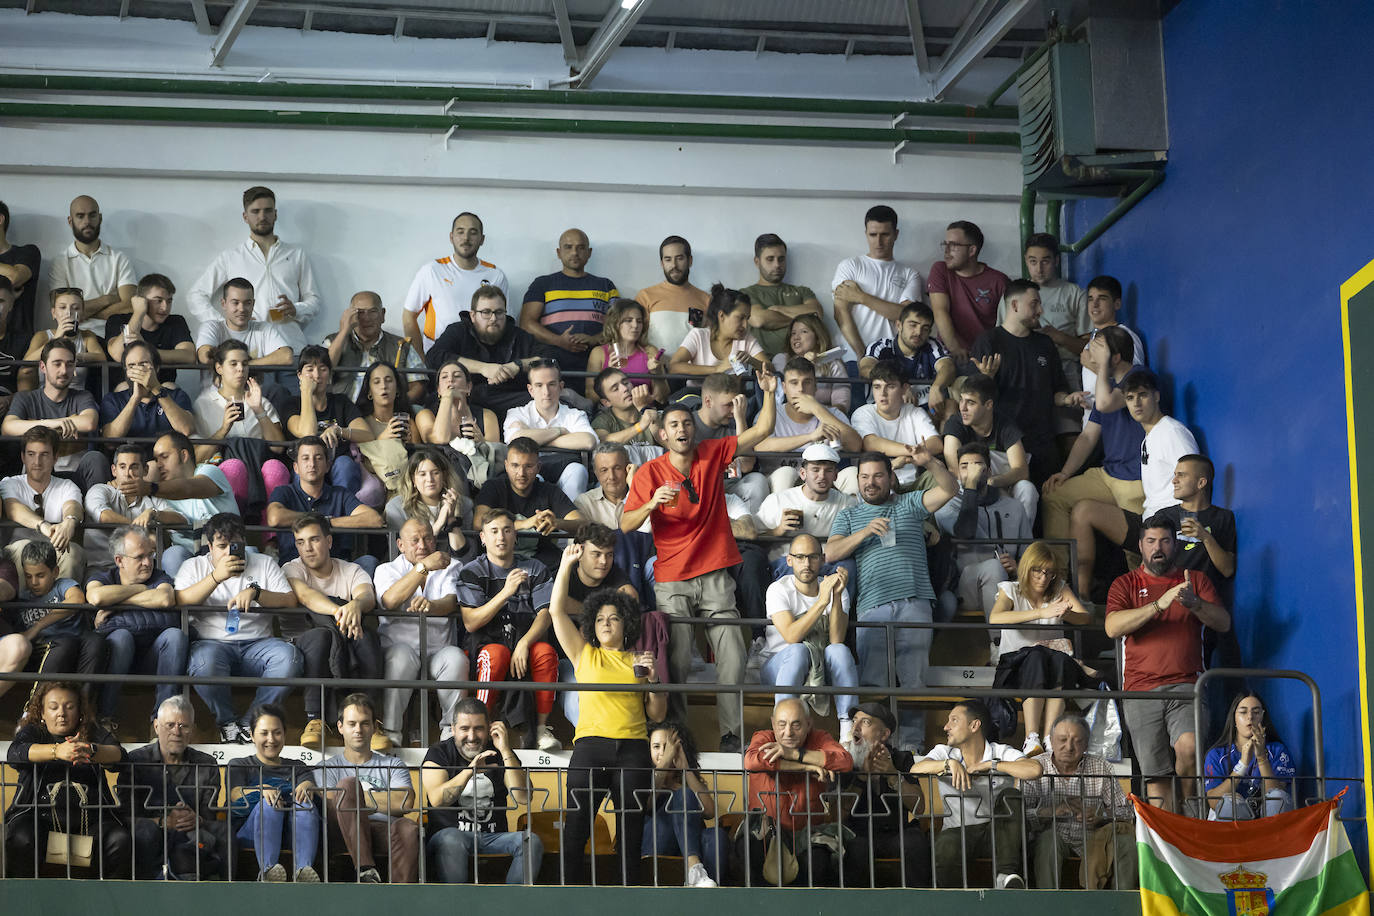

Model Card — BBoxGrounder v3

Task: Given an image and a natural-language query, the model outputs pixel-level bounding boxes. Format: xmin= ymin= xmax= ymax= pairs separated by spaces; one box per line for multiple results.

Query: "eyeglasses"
xmin=472 ymin=309 xmax=505 ymax=319
xmin=681 ymin=478 xmax=699 ymax=504
xmin=1029 ymin=567 xmax=1057 ymax=577
xmin=789 ymin=552 xmax=822 ymax=561
xmin=160 ymin=722 xmax=192 ymax=732
xmin=939 ymin=241 xmax=973 ymax=251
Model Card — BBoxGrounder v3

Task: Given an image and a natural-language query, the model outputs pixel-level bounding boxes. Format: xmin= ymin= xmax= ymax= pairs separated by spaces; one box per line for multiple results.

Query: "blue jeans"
xmin=557 ymin=658 xmax=579 ymax=727
xmin=857 ymin=597 xmax=933 ymax=752
xmin=99 ymin=627 xmax=189 ymax=719
xmin=330 ymin=454 xmax=362 ymax=491
xmin=426 ymin=828 xmax=542 ymax=884
xmin=767 ymin=557 xmax=858 ymax=607
xmin=188 ymin=637 xmax=301 ymax=726
xmin=236 ymin=798 xmax=320 ymax=875
xmin=760 ymin=642 xmax=859 ymax=722
xmin=640 ymin=786 xmax=727 ymax=881
xmin=162 ymin=545 xmax=193 ymax=580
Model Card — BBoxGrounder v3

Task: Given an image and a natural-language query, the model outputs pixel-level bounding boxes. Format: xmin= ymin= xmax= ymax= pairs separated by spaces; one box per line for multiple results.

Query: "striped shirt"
xmin=522 ymin=271 xmax=618 ymax=339
xmin=402 ymin=255 xmax=509 ymax=341
xmin=830 ymin=490 xmax=935 ymax=613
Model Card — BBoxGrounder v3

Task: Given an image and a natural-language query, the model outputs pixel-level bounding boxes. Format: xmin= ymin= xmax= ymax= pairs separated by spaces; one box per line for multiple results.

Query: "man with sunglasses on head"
xmin=622 ymin=368 xmax=779 ymax=753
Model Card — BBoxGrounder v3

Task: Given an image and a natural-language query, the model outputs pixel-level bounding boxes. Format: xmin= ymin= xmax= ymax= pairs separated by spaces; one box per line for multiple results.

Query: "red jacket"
xmin=745 ymin=728 xmax=854 ymax=831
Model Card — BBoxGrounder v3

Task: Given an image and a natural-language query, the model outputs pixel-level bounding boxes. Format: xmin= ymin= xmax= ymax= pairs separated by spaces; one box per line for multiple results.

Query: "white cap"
xmin=800 ymin=443 xmax=841 ymax=464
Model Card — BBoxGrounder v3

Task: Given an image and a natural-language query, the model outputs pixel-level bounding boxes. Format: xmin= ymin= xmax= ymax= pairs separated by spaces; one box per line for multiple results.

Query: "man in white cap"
xmin=754 ymin=442 xmax=858 ymax=589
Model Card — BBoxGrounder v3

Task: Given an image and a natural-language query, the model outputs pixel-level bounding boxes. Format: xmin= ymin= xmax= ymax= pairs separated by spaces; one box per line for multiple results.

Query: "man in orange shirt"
xmin=743 ymin=698 xmax=854 ymax=885
xmin=636 ymin=235 xmax=710 ymax=356
xmin=621 ymin=368 xmax=777 ymax=752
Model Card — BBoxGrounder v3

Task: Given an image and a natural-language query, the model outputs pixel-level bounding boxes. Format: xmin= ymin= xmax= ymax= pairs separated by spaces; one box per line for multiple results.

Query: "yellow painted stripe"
xmin=1139 ymin=888 xmax=1186 ymax=916
xmin=1340 ymin=256 xmax=1374 ymax=872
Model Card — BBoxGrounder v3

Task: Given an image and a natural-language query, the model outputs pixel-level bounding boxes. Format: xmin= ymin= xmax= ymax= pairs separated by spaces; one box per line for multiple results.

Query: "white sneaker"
xmin=839 ymin=718 xmax=854 ymax=746
xmin=686 ymin=863 xmax=717 ymax=887
xmin=996 ymin=873 xmax=1025 ymax=889
xmin=536 ymin=725 xmax=562 ymax=752
xmin=1022 ymin=733 xmax=1043 ymax=757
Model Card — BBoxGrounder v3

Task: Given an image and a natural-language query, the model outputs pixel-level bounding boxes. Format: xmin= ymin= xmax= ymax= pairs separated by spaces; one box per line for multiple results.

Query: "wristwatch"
xmin=246 ymin=581 xmax=261 ymax=602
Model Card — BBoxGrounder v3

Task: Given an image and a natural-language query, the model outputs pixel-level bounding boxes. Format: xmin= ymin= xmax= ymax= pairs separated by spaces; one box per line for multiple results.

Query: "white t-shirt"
xmin=1141 ymin=416 xmax=1199 ymax=518
xmin=185 ymin=239 xmax=321 ymax=352
xmin=502 ymin=401 xmax=595 ymax=443
xmin=850 ymin=403 xmax=939 ymax=485
xmin=162 ymin=463 xmax=238 ymax=551
xmin=374 ymin=554 xmax=461 ymax=652
xmin=174 ymin=552 xmax=292 ymax=642
xmin=997 ymin=278 xmax=1089 ymax=354
xmin=761 ymin=573 xmax=851 ymax=660
xmin=995 ymin=580 xmax=1071 ymax=655
xmin=82 ymin=484 xmax=175 ymax=569
xmin=281 ymin=557 xmax=376 ymax=639
xmin=919 ymin=741 xmax=1026 ymax=828
xmin=0 ymin=475 xmax=83 ymax=546
xmin=831 ymin=255 xmax=925 ymax=358
xmin=755 ymin=486 xmax=858 ymax=562
xmin=193 ymin=387 xmax=282 ymax=441
xmin=675 ymin=327 xmax=763 ymax=368
xmin=193 ymin=318 xmax=292 ymax=360
xmin=402 ymin=256 xmax=511 ymax=339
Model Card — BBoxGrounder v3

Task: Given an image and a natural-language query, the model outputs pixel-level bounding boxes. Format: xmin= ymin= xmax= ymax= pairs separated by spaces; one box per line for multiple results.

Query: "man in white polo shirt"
xmin=402 ymin=212 xmax=509 ymax=355
xmin=49 ymin=195 xmax=136 ymax=330
xmin=375 ymin=518 xmax=468 ymax=748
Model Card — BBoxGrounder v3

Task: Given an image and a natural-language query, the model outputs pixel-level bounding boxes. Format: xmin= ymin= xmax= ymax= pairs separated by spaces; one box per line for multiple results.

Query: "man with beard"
xmin=186 ymin=186 xmax=320 ymax=352
xmin=520 ymin=228 xmax=619 ymax=372
xmin=825 ymin=448 xmax=957 ymax=751
xmin=324 ymin=290 xmax=427 ymax=403
xmin=1106 ymin=517 xmax=1227 ymax=812
xmin=971 ymin=280 xmax=1088 ymax=485
xmin=636 ymin=235 xmax=710 ymax=356
xmin=421 ymin=697 xmax=541 ymax=884
xmin=404 ymin=211 xmax=510 ymax=354
xmin=2 ymin=337 xmax=106 ymax=491
xmin=474 ymin=438 xmax=584 ymax=571
xmin=739 ymin=233 xmax=822 ymax=358
xmin=755 ymin=443 xmax=856 ymax=582
xmin=927 ymin=220 xmax=1009 ymax=360
xmin=840 ymin=701 xmax=931 ymax=888
xmin=859 ymin=302 xmax=957 ymax=418
xmin=49 ymin=195 xmax=136 ymax=329
xmin=622 ymin=369 xmax=778 ymax=753
xmin=831 ymin=205 xmax=925 ymax=361
xmin=425 ymin=286 xmax=540 ymax=418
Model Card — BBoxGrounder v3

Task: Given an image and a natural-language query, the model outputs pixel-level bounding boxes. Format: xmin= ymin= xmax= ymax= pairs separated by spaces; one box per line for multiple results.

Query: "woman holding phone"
xmin=549 ymin=542 xmax=666 ymax=885
xmin=667 ymin=284 xmax=765 ymax=380
xmin=227 ymin=703 xmax=322 ymax=882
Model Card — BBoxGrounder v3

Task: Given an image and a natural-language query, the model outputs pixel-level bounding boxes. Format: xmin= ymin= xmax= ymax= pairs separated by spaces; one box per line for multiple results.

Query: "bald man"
xmin=323 ymin=290 xmax=427 ymax=403
xmin=49 ymin=195 xmax=136 ymax=328
xmin=743 ymin=698 xmax=854 ymax=885
xmin=519 ymin=228 xmax=619 ymax=372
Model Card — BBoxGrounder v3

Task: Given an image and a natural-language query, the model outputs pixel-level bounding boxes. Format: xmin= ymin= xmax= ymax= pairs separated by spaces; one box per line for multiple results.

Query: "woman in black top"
xmin=4 ymin=681 xmax=131 ymax=876
xmin=227 ymin=703 xmax=322 ymax=882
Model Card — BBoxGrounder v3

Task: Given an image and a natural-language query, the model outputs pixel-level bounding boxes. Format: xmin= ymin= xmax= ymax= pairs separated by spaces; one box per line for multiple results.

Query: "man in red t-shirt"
xmin=622 ymin=370 xmax=778 ymax=752
xmin=1105 ymin=515 xmax=1229 ymax=813
xmin=927 ymin=219 xmax=1010 ymax=360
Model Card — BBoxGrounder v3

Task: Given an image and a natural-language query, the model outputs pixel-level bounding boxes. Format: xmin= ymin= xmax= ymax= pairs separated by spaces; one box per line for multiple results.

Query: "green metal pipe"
xmin=1045 ymin=198 xmax=1062 ymax=242
xmin=0 ymin=74 xmax=1018 ymax=121
xmin=1019 ymin=186 xmax=1037 ymax=266
xmin=0 ymin=101 xmax=1021 ymax=146
xmin=1061 ymin=171 xmax=1165 ymax=255
xmin=984 ymin=28 xmax=1065 ymax=108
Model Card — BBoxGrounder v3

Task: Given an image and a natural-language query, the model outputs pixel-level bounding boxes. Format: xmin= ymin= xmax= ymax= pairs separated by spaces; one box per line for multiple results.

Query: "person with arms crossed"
xmin=832 ymin=205 xmax=924 ymax=361
xmin=739 ymin=233 xmax=823 ymax=358
xmin=49 ymin=194 xmax=135 ymax=329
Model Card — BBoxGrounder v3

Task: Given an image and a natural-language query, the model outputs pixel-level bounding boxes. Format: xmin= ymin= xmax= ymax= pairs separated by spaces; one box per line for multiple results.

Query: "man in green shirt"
xmin=739 ymin=233 xmax=822 ymax=358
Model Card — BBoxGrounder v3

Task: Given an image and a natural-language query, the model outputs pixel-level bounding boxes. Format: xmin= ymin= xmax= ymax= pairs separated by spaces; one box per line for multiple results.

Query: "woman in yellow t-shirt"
xmin=549 ymin=543 xmax=667 ymax=885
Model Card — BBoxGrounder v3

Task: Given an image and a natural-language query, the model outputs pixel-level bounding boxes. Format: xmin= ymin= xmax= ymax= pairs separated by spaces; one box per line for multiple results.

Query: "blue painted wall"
xmin=1065 ymin=0 xmax=1372 ymax=809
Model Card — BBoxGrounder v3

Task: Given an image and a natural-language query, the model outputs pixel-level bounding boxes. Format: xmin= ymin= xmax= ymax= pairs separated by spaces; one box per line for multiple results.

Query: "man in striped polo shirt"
xmin=519 ymin=228 xmax=618 ymax=373
xmin=826 ymin=448 xmax=957 ymax=751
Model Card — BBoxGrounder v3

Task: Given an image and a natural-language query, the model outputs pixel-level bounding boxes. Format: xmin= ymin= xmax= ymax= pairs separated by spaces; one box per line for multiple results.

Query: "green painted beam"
xmin=0 ymin=101 xmax=1022 ymax=146
xmin=0 ymin=74 xmax=1018 ymax=121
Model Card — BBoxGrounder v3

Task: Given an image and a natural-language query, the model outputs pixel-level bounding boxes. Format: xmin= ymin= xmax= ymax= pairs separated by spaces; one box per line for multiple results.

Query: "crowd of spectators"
xmin=0 ymin=191 xmax=1274 ymax=888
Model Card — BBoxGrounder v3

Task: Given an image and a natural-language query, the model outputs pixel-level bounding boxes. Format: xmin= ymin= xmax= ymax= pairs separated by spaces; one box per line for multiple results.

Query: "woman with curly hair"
xmin=548 ymin=542 xmax=666 ymax=886
xmin=4 ymin=681 xmax=131 ymax=876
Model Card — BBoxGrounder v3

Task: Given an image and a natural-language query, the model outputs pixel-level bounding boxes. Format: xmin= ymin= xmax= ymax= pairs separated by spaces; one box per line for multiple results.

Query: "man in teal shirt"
xmin=826 ymin=447 xmax=957 ymax=751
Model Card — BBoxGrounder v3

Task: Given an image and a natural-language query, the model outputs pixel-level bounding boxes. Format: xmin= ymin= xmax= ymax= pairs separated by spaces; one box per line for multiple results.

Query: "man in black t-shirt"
xmin=105 ymin=274 xmax=196 ymax=386
xmin=473 ymin=438 xmax=585 ymax=569
xmin=283 ymin=346 xmax=368 ymax=489
xmin=419 ymin=697 xmax=542 ymax=885
xmin=970 ymin=280 xmax=1088 ymax=486
xmin=942 ymin=372 xmax=1039 ymax=521
xmin=840 ymin=702 xmax=931 ymax=887
xmin=0 ymin=201 xmax=42 ymax=348
xmin=425 ymin=286 xmax=541 ymax=420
